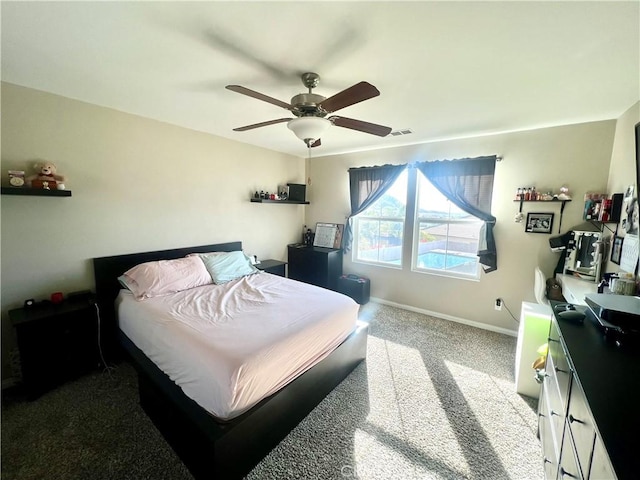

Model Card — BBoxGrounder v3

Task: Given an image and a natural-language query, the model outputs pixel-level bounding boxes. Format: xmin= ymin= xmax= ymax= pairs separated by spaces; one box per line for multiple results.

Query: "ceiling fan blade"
xmin=233 ymin=118 xmax=293 ymax=132
xmin=329 ymin=116 xmax=392 ymax=137
xmin=319 ymin=81 xmax=380 ymax=113
xmin=226 ymin=85 xmax=292 ymax=110
xmin=309 ymin=139 xmax=322 ymax=148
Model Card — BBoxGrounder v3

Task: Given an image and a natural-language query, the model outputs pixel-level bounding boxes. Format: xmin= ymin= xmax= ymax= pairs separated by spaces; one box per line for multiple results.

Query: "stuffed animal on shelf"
xmin=26 ymin=161 xmax=66 ymax=190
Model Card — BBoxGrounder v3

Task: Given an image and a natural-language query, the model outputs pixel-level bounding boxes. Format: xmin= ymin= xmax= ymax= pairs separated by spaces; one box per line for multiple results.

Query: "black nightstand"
xmin=9 ymin=296 xmax=100 ymax=398
xmin=256 ymin=259 xmax=287 ymax=277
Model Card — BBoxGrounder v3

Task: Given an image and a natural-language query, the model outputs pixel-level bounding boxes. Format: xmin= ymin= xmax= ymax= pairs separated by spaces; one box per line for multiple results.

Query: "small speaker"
xmin=287 ymin=183 xmax=306 ymax=202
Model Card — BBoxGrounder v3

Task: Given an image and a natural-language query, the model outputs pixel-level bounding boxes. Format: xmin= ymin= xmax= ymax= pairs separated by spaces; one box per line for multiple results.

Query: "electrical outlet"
xmin=495 ymin=298 xmax=503 ymax=311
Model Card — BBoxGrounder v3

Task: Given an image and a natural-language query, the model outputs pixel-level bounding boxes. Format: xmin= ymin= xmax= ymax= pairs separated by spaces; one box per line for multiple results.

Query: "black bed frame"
xmin=92 ymin=241 xmax=368 ymax=480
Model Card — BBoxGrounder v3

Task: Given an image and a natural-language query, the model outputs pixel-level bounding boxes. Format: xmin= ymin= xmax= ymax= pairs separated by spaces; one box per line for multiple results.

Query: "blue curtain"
xmin=344 ymin=164 xmax=407 ymax=254
xmin=416 ymin=156 xmax=498 ymax=273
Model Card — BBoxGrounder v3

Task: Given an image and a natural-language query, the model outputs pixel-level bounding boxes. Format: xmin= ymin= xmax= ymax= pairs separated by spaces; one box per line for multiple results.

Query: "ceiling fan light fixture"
xmin=287 ymin=117 xmax=331 ymax=143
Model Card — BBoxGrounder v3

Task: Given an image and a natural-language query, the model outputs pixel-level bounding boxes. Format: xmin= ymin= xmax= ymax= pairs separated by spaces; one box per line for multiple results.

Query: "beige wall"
xmin=604 ymin=101 xmax=640 ymax=273
xmin=1 ymin=83 xmax=306 ymax=380
xmin=307 ymin=120 xmax=617 ymax=333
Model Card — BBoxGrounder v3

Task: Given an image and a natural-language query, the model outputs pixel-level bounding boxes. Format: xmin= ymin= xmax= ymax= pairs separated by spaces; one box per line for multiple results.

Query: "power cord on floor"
xmin=93 ymin=301 xmax=117 ymax=377
xmin=497 ymin=297 xmax=519 ymax=324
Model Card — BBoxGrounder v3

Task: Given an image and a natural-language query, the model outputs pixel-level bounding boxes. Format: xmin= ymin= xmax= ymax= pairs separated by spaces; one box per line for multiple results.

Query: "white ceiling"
xmin=2 ymin=1 xmax=639 ymax=158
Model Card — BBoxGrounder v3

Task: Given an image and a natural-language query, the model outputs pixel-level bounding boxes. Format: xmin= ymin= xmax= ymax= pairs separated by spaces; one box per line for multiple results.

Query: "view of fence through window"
xmin=354 ymin=169 xmax=482 ymax=278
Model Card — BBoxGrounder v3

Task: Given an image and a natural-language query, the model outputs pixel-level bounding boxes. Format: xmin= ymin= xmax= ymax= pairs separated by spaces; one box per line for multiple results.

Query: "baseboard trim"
xmin=370 ymin=297 xmax=518 ymax=337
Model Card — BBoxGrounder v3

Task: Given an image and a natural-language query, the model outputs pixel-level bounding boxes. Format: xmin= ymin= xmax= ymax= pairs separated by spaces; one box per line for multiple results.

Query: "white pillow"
xmin=197 ymin=251 xmax=259 ymax=284
xmin=121 ymin=256 xmax=212 ymax=300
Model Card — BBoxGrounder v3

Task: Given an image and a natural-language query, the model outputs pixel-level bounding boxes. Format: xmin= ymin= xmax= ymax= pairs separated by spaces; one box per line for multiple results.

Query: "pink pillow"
xmin=121 ymin=256 xmax=212 ymax=300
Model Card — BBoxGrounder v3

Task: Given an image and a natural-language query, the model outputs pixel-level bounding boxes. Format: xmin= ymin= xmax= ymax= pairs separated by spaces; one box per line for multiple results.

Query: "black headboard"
xmin=92 ymin=241 xmax=242 ymax=362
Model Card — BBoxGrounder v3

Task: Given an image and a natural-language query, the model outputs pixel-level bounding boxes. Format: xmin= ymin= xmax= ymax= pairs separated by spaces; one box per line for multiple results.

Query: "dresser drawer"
xmin=545 ymin=355 xmax=568 ymax=444
xmin=548 ymin=324 xmax=572 ymax=405
xmin=589 ymin=435 xmax=616 ymax=479
xmin=567 ymin=380 xmax=596 ymax=478
xmin=559 ymin=423 xmax=582 ymax=480
xmin=539 ymin=383 xmax=560 ymax=479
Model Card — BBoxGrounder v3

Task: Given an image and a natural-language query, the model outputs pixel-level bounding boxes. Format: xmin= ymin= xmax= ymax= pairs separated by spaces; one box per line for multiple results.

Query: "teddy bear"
xmin=26 ymin=161 xmax=66 ymax=190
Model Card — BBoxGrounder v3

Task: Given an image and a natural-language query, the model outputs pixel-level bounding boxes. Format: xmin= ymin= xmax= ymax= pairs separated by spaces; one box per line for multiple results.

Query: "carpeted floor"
xmin=1 ymin=303 xmax=543 ymax=480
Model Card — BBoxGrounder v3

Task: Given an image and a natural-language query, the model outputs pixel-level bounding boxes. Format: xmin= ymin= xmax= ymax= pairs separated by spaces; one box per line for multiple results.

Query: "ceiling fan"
xmin=226 ymin=72 xmax=392 ymax=148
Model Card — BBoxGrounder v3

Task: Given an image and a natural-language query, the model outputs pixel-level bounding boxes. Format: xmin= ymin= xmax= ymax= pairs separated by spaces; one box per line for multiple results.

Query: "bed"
xmin=92 ymin=241 xmax=368 ymax=479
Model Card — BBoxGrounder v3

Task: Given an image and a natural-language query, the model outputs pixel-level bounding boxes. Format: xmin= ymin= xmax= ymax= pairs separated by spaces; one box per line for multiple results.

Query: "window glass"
xmin=353 ymin=170 xmax=407 ymax=267
xmin=414 ymin=173 xmax=482 ymax=278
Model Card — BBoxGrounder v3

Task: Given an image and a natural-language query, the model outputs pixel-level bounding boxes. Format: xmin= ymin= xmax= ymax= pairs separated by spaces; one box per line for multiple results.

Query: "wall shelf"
xmin=1 ymin=187 xmax=72 ymax=197
xmin=250 ymin=199 xmax=308 ymax=204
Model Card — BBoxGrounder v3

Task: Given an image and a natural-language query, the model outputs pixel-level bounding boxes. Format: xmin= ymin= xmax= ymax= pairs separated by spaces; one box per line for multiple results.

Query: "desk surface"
xmin=556 ymin=273 xmax=598 ymax=306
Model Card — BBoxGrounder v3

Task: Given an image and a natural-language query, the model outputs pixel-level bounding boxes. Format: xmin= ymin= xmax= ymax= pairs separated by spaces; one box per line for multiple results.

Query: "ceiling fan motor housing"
xmin=290 ymin=93 xmax=327 ymax=117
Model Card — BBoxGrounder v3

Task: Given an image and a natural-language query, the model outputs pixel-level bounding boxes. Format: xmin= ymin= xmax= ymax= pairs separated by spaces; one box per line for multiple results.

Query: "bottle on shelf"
xmin=531 ymin=186 xmax=536 ymax=201
xmin=516 ymin=187 xmax=522 ymax=200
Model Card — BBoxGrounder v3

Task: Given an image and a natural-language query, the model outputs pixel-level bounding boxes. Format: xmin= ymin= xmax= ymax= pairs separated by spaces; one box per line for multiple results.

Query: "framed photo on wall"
xmin=611 ymin=235 xmax=623 ymax=265
xmin=525 ymin=212 xmax=554 ymax=234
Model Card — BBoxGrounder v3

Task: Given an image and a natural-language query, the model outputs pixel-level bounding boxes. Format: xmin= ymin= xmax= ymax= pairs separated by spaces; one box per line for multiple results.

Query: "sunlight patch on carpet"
xmin=360 ymin=335 xmax=471 ymax=479
xmin=444 ymin=359 xmax=543 ymax=476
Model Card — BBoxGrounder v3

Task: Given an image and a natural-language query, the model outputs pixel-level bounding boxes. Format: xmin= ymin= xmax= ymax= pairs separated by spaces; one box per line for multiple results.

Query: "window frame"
xmin=352 ymin=167 xmax=483 ymax=280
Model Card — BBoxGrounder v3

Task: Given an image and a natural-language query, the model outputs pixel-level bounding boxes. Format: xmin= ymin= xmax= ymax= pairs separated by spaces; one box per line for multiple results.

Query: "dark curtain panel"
xmin=416 ymin=155 xmax=498 ymax=273
xmin=344 ymin=164 xmax=407 ymax=253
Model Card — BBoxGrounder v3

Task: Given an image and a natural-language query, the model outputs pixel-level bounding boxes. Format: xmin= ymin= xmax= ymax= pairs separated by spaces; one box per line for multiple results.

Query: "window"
xmin=353 ymin=169 xmax=483 ymax=279
xmin=353 ymin=169 xmax=407 ymax=267
xmin=413 ymin=172 xmax=483 ymax=279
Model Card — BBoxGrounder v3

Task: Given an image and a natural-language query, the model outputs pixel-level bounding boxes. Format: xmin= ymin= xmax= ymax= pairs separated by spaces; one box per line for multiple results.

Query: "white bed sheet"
xmin=117 ymin=271 xmax=359 ymax=420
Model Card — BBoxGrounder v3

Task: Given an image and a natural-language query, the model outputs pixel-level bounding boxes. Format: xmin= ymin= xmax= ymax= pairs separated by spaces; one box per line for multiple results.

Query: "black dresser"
xmin=287 ymin=244 xmax=342 ymax=290
xmin=538 ymin=302 xmax=640 ymax=479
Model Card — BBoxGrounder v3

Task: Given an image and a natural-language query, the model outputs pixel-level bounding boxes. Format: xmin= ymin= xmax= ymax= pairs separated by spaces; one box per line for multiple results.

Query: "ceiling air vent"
xmin=390 ymin=128 xmax=413 ymax=136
